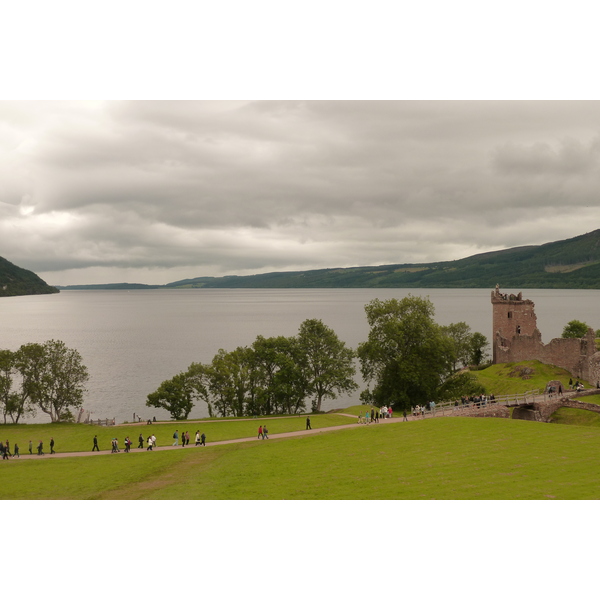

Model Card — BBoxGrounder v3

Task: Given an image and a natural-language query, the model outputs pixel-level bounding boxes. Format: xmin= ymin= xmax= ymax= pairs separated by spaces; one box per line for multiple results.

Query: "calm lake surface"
xmin=1 ymin=288 xmax=598 ymax=423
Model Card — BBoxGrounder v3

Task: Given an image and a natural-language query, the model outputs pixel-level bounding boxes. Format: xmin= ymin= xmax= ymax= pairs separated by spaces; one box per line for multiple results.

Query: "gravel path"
xmin=7 ymin=414 xmax=410 ymax=460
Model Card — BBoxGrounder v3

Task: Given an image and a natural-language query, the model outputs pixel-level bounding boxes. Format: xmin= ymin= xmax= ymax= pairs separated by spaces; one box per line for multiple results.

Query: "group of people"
xmin=568 ymin=378 xmax=585 ymax=392
xmin=91 ymin=430 xmax=207 ymax=453
xmin=1 ymin=437 xmax=55 ymax=459
xmin=358 ymin=406 xmax=393 ymax=424
xmin=257 ymin=425 xmax=269 ymax=439
xmin=455 ymin=395 xmax=496 ymax=409
xmin=110 ymin=436 xmax=135 ymax=452
xmin=172 ymin=430 xmax=206 ymax=446
xmin=412 ymin=405 xmax=426 ymax=417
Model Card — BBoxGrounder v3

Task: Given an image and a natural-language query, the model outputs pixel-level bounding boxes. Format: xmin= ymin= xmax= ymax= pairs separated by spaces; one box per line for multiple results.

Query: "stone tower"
xmin=491 ymin=284 xmax=540 ymax=364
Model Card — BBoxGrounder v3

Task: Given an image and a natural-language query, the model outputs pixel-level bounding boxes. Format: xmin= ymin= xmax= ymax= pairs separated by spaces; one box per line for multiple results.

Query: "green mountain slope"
xmin=56 ymin=228 xmax=600 ymax=290
xmin=0 ymin=256 xmax=59 ymax=297
xmin=166 ymin=229 xmax=600 ymax=289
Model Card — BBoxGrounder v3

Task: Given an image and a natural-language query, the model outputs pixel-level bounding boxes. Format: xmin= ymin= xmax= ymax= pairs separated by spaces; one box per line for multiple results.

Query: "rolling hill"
xmin=57 ymin=228 xmax=600 ymax=290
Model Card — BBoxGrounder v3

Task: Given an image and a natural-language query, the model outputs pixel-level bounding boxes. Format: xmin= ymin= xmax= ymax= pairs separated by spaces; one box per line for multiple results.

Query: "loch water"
xmin=1 ymin=288 xmax=598 ymax=423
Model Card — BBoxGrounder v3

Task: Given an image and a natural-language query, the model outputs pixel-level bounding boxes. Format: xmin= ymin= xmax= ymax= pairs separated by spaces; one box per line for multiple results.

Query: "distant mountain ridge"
xmin=56 ymin=228 xmax=600 ymax=290
xmin=0 ymin=256 xmax=59 ymax=297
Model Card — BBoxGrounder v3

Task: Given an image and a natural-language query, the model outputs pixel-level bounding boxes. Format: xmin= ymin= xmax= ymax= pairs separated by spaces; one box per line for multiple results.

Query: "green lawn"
xmin=0 ymin=413 xmax=355 ymax=454
xmin=2 ymin=416 xmax=600 ymax=499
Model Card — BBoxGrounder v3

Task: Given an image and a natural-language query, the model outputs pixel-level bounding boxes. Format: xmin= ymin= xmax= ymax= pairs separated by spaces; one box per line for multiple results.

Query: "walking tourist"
xmin=172 ymin=430 xmax=179 ymax=446
xmin=195 ymin=431 xmax=200 ymax=446
xmin=13 ymin=442 xmax=19 ymax=457
xmin=50 ymin=437 xmax=55 ymax=454
xmin=92 ymin=435 xmax=100 ymax=451
xmin=263 ymin=425 xmax=269 ymax=439
xmin=37 ymin=440 xmax=44 ymax=455
xmin=258 ymin=425 xmax=263 ymax=439
xmin=138 ymin=433 xmax=144 ymax=449
xmin=201 ymin=433 xmax=206 ymax=446
xmin=146 ymin=436 xmax=153 ymax=450
xmin=306 ymin=417 xmax=311 ymax=430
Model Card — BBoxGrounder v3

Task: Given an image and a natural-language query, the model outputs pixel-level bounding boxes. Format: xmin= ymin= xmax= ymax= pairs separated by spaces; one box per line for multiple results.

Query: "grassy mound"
xmin=470 ymin=360 xmax=585 ymax=396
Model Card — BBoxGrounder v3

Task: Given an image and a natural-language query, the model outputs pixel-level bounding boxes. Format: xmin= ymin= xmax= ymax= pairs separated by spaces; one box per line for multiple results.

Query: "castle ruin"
xmin=491 ymin=284 xmax=600 ymax=384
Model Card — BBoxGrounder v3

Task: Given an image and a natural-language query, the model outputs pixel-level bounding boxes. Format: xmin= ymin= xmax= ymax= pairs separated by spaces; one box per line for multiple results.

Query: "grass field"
xmin=2 ymin=413 xmax=600 ymax=499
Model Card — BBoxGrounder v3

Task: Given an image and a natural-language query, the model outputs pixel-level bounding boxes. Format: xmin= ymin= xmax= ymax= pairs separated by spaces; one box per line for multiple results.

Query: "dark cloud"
xmin=1 ymin=101 xmax=600 ymax=285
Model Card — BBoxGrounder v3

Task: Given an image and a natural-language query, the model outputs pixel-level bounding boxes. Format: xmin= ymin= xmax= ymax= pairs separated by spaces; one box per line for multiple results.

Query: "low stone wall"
xmin=450 ymin=404 xmax=510 ymax=419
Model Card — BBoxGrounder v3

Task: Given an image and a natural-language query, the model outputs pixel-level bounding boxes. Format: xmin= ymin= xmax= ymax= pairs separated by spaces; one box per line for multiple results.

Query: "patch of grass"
xmin=3 ymin=417 xmax=600 ymax=499
xmin=550 ymin=405 xmax=600 ymax=427
xmin=112 ymin=418 xmax=600 ymax=500
xmin=329 ymin=405 xmax=371 ymax=417
xmin=0 ymin=450 xmax=188 ymax=499
xmin=471 ymin=360 xmax=584 ymax=396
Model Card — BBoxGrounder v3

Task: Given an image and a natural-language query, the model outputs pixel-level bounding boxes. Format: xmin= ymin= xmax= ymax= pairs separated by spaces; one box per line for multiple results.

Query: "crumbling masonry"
xmin=491 ymin=285 xmax=600 ymax=385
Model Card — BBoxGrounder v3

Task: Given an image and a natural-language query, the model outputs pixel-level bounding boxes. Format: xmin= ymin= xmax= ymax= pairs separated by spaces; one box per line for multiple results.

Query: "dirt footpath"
xmin=9 ymin=414 xmax=409 ymax=460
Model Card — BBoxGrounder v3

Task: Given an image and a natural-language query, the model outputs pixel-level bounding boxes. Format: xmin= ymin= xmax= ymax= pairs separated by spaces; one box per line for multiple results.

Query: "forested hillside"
xmin=166 ymin=229 xmax=600 ymax=289
xmin=56 ymin=229 xmax=600 ymax=290
xmin=0 ymin=256 xmax=59 ymax=297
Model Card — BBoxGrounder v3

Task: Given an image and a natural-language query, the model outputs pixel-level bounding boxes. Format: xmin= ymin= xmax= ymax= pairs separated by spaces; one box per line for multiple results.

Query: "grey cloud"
xmin=493 ymin=137 xmax=600 ymax=176
xmin=2 ymin=101 xmax=600 ymax=285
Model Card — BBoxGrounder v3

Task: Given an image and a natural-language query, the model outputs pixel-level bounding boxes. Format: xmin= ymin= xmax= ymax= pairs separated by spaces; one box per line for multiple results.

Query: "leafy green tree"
xmin=562 ymin=320 xmax=591 ymax=338
xmin=297 ymin=318 xmax=358 ymax=412
xmin=185 ymin=362 xmax=213 ymax=416
xmin=440 ymin=321 xmax=472 ymax=370
xmin=252 ymin=335 xmax=307 ymax=415
xmin=437 ymin=371 xmax=486 ymax=401
xmin=357 ymin=296 xmax=453 ymax=410
xmin=17 ymin=340 xmax=89 ymax=422
xmin=0 ymin=349 xmax=15 ymax=423
xmin=468 ymin=332 xmax=489 ymax=367
xmin=147 ymin=372 xmax=195 ymax=420
xmin=204 ymin=347 xmax=257 ymax=417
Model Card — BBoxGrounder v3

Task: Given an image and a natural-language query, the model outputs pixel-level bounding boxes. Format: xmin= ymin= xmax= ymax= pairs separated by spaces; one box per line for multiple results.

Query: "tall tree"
xmin=252 ymin=335 xmax=307 ymax=415
xmin=357 ymin=296 xmax=453 ymax=410
xmin=440 ymin=321 xmax=472 ymax=371
xmin=147 ymin=372 xmax=195 ymax=420
xmin=17 ymin=340 xmax=89 ymax=422
xmin=0 ymin=349 xmax=15 ymax=424
xmin=297 ymin=318 xmax=358 ymax=412
xmin=468 ymin=332 xmax=489 ymax=367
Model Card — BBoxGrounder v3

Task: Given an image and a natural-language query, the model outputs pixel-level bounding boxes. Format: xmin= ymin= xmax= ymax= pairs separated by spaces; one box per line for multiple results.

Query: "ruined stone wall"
xmin=492 ymin=287 xmax=597 ymax=381
xmin=590 ymin=353 xmax=600 ymax=388
xmin=451 ymin=404 xmax=510 ymax=418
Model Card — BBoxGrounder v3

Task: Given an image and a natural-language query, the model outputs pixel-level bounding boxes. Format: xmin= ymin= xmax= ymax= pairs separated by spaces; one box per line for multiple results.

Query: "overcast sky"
xmin=1 ymin=100 xmax=599 ymax=285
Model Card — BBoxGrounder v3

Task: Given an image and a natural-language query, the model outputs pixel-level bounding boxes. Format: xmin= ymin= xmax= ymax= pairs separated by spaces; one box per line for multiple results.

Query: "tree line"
xmin=147 ymin=297 xmax=491 ymax=420
xmin=0 ymin=296 xmax=493 ymax=424
xmin=146 ymin=319 xmax=358 ymax=420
